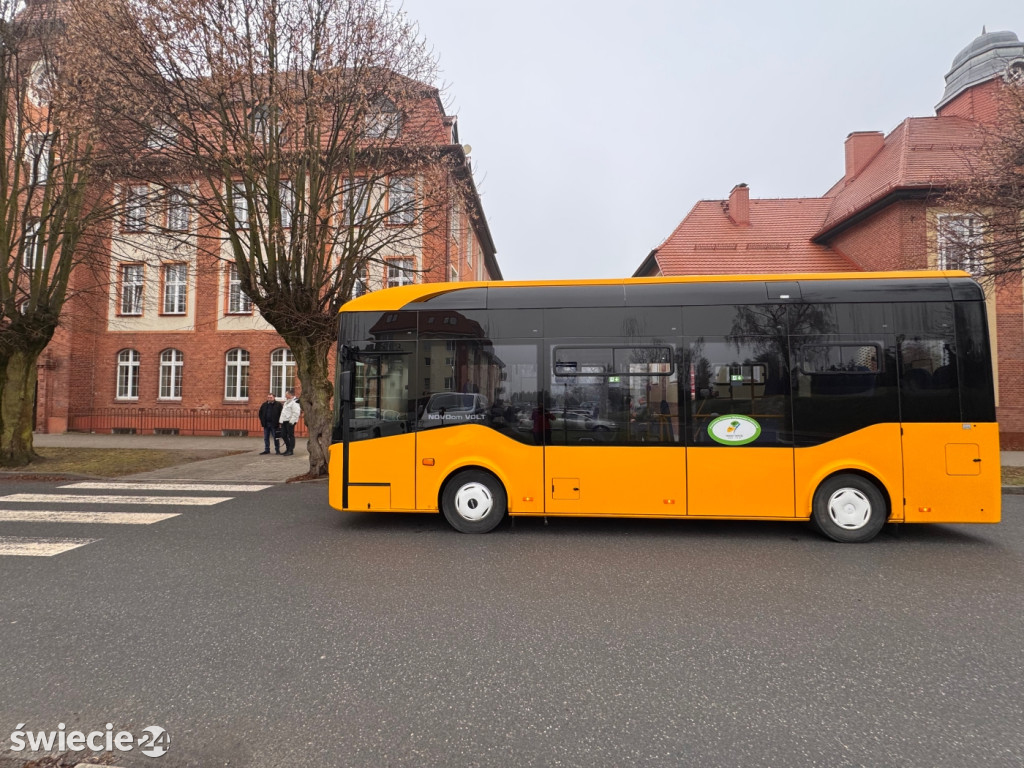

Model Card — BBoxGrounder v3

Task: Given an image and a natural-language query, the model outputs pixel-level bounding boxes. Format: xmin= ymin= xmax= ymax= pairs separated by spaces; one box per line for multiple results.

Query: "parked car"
xmin=350 ymin=407 xmax=406 ymax=439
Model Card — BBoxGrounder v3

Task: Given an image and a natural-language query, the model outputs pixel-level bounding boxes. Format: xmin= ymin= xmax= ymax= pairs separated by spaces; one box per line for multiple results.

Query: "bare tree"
xmin=0 ymin=1 xmax=112 ymax=467
xmin=72 ymin=0 xmax=470 ymax=476
xmin=940 ymin=77 xmax=1024 ymax=281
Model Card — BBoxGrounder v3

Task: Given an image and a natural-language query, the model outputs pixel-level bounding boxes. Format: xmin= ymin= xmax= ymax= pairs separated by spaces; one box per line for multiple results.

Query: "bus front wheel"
xmin=812 ymin=473 xmax=888 ymax=543
xmin=441 ymin=469 xmax=508 ymax=534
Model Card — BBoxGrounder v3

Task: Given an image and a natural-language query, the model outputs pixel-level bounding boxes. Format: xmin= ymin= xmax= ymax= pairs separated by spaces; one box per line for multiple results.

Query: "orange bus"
xmin=329 ymin=272 xmax=1000 ymax=542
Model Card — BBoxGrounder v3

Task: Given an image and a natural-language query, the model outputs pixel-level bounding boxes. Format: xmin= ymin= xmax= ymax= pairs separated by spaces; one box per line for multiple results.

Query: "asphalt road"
xmin=0 ymin=479 xmax=1021 ymax=768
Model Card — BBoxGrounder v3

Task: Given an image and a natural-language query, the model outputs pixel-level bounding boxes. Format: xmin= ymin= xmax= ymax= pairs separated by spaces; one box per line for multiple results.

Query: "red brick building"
xmin=22 ymin=0 xmax=501 ymax=437
xmin=635 ymin=29 xmax=1024 ymax=447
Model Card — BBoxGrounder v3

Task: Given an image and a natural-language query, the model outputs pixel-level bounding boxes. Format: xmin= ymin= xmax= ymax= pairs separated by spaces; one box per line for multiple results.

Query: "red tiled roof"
xmin=649 ymin=198 xmax=856 ymax=276
xmin=818 ymin=116 xmax=983 ymax=236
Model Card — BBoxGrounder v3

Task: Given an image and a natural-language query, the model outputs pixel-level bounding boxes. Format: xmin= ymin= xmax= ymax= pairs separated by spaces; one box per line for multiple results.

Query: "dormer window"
xmin=1005 ymin=57 xmax=1024 ymax=85
xmin=365 ymin=98 xmax=401 ymax=139
xmin=147 ymin=118 xmax=179 ymax=150
xmin=250 ymin=105 xmax=281 ymax=143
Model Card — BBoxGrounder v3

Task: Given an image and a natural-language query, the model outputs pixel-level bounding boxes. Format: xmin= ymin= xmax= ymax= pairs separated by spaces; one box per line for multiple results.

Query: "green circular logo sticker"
xmin=708 ymin=414 xmax=761 ymax=446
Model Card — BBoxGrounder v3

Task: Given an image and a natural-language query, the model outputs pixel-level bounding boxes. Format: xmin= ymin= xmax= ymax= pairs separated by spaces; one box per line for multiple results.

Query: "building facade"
xmin=19 ymin=0 xmax=502 ymax=437
xmin=635 ymin=29 xmax=1024 ymax=448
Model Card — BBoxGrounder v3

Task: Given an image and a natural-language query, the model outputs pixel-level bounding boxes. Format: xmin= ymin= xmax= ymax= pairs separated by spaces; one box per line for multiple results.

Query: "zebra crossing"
xmin=0 ymin=481 xmax=272 ymax=557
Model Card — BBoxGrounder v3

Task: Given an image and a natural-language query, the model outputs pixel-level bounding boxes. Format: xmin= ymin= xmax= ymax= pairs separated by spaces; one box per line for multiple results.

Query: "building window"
xmin=228 ymin=264 xmax=253 ymax=313
xmin=342 ymin=179 xmax=367 ymax=226
xmin=162 ymin=263 xmax=188 ymax=314
xmin=351 ymin=273 xmax=369 ymax=300
xmin=938 ymin=214 xmax=985 ymax=276
xmin=225 ymin=348 xmax=250 ymax=400
xmin=124 ymin=185 xmax=148 ymax=232
xmin=279 ymin=181 xmax=294 ymax=229
xmin=120 ymin=264 xmax=144 ymax=315
xmin=26 ymin=133 xmax=52 ymax=185
xmin=450 ymin=201 xmax=460 ymax=244
xmin=250 ymin=105 xmax=280 ymax=143
xmin=167 ymin=187 xmax=189 ymax=231
xmin=231 ymin=182 xmax=249 ymax=229
xmin=147 ymin=118 xmax=178 ymax=150
xmin=387 ymin=177 xmax=414 ymax=225
xmin=116 ymin=349 xmax=140 ymax=399
xmin=159 ymin=348 xmax=183 ymax=399
xmin=23 ymin=221 xmax=40 ymax=271
xmin=270 ymin=348 xmax=296 ymax=399
xmin=365 ymin=98 xmax=401 ymax=139
xmin=449 ymin=263 xmax=459 ymax=282
xmin=385 ymin=258 xmax=413 ymax=288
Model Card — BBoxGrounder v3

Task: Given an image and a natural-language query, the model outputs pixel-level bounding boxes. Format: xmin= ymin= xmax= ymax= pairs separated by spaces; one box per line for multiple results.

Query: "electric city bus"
xmin=330 ymin=272 xmax=1000 ymax=542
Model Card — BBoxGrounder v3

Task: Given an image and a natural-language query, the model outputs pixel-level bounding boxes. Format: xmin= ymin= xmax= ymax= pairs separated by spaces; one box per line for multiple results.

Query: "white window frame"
xmin=342 ymin=179 xmax=367 ymax=226
xmin=159 ymin=348 xmax=183 ymax=400
xmin=26 ymin=132 xmax=52 ymax=185
xmin=124 ymin=185 xmax=148 ymax=232
xmin=232 ymin=182 xmax=249 ymax=230
xmin=387 ymin=177 xmax=414 ymax=225
xmin=279 ymin=181 xmax=294 ymax=229
xmin=167 ymin=187 xmax=189 ymax=232
xmin=270 ymin=348 xmax=296 ymax=399
xmin=365 ymin=98 xmax=400 ymax=139
xmin=938 ymin=213 xmax=985 ymax=276
xmin=228 ymin=264 xmax=253 ymax=314
xmin=23 ymin=221 xmax=40 ymax=271
xmin=163 ymin=263 xmax=188 ymax=314
xmin=116 ymin=349 xmax=140 ymax=400
xmin=386 ymin=258 xmax=413 ymax=289
xmin=224 ymin=348 xmax=250 ymax=400
xmin=120 ymin=264 xmax=144 ymax=315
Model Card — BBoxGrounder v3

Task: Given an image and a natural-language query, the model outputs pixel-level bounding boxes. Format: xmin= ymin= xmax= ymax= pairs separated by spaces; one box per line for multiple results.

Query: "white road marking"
xmin=0 ymin=509 xmax=179 ymax=524
xmin=0 ymin=536 xmax=98 ymax=557
xmin=0 ymin=494 xmax=231 ymax=506
xmin=61 ymin=482 xmax=272 ymax=492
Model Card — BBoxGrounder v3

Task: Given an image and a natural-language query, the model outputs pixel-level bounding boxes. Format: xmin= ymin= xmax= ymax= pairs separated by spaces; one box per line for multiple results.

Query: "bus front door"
xmin=344 ymin=349 xmax=417 ymax=512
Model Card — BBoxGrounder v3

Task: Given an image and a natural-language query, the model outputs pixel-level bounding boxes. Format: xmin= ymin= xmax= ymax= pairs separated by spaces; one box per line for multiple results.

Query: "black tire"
xmin=811 ymin=473 xmax=888 ymax=543
xmin=441 ymin=469 xmax=507 ymax=533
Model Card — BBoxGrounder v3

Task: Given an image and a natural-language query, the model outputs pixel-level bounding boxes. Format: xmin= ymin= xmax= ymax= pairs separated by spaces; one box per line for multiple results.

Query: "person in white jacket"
xmin=278 ymin=389 xmax=301 ymax=456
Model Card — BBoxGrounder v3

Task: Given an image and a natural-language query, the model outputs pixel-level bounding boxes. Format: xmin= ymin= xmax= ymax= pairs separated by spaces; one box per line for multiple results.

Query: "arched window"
xmin=270 ymin=348 xmax=295 ymax=399
xmin=116 ymin=349 xmax=140 ymax=399
xmin=225 ymin=348 xmax=250 ymax=400
xmin=159 ymin=349 xmax=184 ymax=400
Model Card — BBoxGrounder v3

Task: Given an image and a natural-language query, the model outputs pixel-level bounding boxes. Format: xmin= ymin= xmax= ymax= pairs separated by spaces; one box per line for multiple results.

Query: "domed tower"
xmin=936 ymin=29 xmax=1024 ymax=120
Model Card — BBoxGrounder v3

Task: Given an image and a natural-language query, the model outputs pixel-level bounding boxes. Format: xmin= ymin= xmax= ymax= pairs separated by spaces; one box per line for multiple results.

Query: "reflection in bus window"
xmin=689 ymin=338 xmax=790 ymax=446
xmin=417 ymin=339 xmax=539 ymax=444
xmin=549 ymin=343 xmax=679 ymax=445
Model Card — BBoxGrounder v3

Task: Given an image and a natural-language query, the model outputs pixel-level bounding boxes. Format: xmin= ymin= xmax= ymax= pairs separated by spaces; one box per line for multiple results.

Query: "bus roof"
xmin=341 ymin=271 xmax=974 ymax=313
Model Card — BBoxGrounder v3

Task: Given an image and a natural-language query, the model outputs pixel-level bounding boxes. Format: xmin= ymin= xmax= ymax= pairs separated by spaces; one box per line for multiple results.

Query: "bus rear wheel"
xmin=441 ymin=469 xmax=508 ymax=534
xmin=812 ymin=473 xmax=888 ymax=543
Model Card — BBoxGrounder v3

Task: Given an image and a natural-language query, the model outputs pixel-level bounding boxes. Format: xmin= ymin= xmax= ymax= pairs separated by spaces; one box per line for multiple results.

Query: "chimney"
xmin=727 ymin=183 xmax=750 ymax=226
xmin=844 ymin=131 xmax=884 ymax=180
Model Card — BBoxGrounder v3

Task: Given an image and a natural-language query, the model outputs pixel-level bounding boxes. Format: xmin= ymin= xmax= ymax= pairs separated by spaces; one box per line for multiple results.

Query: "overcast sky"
xmin=399 ymin=0 xmax=1024 ymax=280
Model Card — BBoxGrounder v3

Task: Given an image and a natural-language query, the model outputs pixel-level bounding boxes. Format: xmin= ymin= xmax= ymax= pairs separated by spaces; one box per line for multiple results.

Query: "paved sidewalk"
xmin=32 ymin=432 xmax=316 ymax=483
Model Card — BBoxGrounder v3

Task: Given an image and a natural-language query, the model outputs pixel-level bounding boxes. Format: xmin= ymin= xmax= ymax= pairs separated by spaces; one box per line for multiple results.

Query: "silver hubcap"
xmin=827 ymin=487 xmax=872 ymax=530
xmin=453 ymin=482 xmax=494 ymax=521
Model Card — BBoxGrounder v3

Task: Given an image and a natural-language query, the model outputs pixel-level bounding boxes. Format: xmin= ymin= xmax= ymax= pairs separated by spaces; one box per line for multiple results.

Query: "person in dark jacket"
xmin=258 ymin=393 xmax=283 ymax=454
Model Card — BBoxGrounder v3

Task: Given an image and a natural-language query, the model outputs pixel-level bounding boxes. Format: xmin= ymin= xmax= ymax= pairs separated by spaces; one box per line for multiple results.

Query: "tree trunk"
xmin=289 ymin=334 xmax=335 ymax=478
xmin=0 ymin=349 xmax=42 ymax=467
